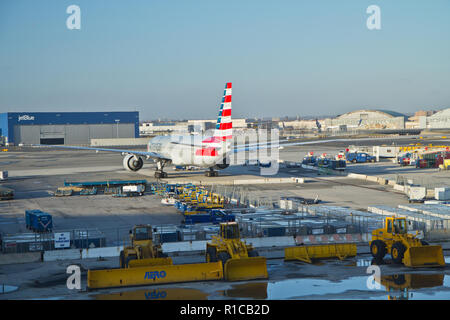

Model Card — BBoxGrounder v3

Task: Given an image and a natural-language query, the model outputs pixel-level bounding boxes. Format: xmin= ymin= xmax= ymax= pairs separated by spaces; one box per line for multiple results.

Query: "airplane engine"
xmin=213 ymin=157 xmax=230 ymax=170
xmin=123 ymin=154 xmax=144 ymax=172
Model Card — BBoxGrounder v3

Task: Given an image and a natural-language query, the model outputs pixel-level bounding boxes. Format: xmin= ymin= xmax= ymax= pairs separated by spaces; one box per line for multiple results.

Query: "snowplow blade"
xmin=128 ymin=257 xmax=173 ymax=268
xmin=285 ymin=243 xmax=357 ymax=263
xmin=224 ymin=257 xmax=268 ymax=281
xmin=403 ymin=245 xmax=445 ymax=267
xmin=88 ymin=261 xmax=223 ymax=289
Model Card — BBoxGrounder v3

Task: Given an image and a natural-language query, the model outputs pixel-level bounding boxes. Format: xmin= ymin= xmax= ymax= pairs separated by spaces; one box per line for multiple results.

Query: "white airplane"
xmin=35 ymin=83 xmax=235 ymax=178
xmin=33 ymin=82 xmax=417 ymax=178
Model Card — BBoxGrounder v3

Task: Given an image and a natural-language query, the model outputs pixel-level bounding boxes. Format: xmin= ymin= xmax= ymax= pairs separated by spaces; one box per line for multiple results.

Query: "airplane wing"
xmin=231 ymin=136 xmax=417 ymax=154
xmin=30 ymin=144 xmax=168 ymax=160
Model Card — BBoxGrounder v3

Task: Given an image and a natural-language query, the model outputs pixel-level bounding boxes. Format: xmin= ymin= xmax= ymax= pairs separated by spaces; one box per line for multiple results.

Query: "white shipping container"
xmin=435 ymin=187 xmax=450 ymax=201
xmin=408 ymin=186 xmax=426 ymax=201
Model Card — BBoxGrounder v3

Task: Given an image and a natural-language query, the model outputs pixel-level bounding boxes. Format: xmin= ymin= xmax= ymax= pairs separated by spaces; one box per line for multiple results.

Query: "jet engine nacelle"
xmin=213 ymin=157 xmax=230 ymax=170
xmin=123 ymin=154 xmax=144 ymax=172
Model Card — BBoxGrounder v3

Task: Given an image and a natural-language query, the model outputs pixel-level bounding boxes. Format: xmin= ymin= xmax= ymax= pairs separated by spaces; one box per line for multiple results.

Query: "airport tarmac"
xmin=1 ymin=136 xmax=450 ymax=300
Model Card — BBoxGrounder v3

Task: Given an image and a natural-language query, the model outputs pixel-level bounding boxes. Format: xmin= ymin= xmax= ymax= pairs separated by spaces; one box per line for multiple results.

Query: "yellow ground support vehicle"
xmin=119 ymin=225 xmax=170 ymax=268
xmin=206 ymin=222 xmax=268 ymax=281
xmin=369 ymin=217 xmax=445 ymax=267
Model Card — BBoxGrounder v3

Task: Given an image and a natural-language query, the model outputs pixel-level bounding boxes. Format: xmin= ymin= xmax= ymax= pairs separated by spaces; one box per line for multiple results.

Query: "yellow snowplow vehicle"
xmin=120 ymin=225 xmax=171 ymax=268
xmin=370 ymin=217 xmax=445 ymax=267
xmin=206 ymin=222 xmax=268 ymax=281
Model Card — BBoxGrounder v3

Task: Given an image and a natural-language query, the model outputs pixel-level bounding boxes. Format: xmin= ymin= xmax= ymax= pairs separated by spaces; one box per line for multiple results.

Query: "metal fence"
xmin=0 ymin=228 xmax=106 ymax=254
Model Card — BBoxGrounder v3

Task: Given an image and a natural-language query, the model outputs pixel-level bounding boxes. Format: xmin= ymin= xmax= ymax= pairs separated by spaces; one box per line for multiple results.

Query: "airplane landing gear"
xmin=205 ymin=168 xmax=218 ymax=177
xmin=154 ymin=160 xmax=169 ymax=179
xmin=154 ymin=171 xmax=168 ymax=179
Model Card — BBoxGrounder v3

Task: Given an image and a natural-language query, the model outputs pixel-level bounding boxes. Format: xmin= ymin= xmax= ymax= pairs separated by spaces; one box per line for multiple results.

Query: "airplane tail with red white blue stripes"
xmin=214 ymin=82 xmax=232 ymax=141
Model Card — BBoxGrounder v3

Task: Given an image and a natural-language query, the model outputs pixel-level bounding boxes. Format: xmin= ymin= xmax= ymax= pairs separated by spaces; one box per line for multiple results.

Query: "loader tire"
xmin=370 ymin=240 xmax=386 ymax=260
xmin=119 ymin=251 xmax=125 ymax=268
xmin=420 ymin=240 xmax=429 ymax=246
xmin=206 ymin=247 xmax=218 ymax=262
xmin=391 ymin=242 xmax=406 ymax=265
xmin=218 ymin=251 xmax=231 ymax=269
xmin=392 ymin=274 xmax=406 ymax=285
xmin=159 ymin=252 xmax=168 ymax=258
xmin=248 ymin=250 xmax=259 ymax=257
xmin=125 ymin=255 xmax=137 ymax=268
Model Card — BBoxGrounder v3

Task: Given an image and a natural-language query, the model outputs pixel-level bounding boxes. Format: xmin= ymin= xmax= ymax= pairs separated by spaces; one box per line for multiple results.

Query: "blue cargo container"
xmin=25 ymin=210 xmax=53 ymax=232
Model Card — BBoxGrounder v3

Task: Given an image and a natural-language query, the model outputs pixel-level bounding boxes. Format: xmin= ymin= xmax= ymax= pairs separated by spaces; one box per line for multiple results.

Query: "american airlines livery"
xmin=33 ymin=82 xmax=398 ymax=178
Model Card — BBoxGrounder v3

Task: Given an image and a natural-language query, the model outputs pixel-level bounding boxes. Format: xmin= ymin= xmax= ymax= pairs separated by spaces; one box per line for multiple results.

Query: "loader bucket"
xmin=403 ymin=245 xmax=445 ymax=267
xmin=128 ymin=257 xmax=173 ymax=268
xmin=224 ymin=257 xmax=268 ymax=281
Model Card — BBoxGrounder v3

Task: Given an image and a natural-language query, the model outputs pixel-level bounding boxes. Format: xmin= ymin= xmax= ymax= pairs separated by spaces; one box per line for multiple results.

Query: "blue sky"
xmin=1 ymin=0 xmax=449 ymax=120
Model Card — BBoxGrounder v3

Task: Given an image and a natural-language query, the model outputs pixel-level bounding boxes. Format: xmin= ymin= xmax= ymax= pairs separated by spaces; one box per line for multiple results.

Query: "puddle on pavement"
xmin=218 ymin=273 xmax=450 ymax=300
xmin=0 ymin=285 xmax=18 ymax=294
xmin=221 ymin=282 xmax=268 ymax=299
xmin=377 ymin=274 xmax=445 ymax=300
xmin=94 ymin=287 xmax=208 ymax=300
xmin=90 ymin=272 xmax=450 ymax=300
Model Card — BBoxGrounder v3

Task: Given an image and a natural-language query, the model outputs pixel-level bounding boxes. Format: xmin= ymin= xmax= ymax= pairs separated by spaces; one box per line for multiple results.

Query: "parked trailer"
xmin=64 ymin=179 xmax=147 ymax=190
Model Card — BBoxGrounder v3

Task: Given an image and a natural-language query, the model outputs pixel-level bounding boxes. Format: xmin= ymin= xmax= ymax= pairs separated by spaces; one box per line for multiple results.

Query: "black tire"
xmin=125 ymin=255 xmax=137 ymax=268
xmin=206 ymin=247 xmax=218 ymax=262
xmin=119 ymin=251 xmax=125 ymax=268
xmin=420 ymin=240 xmax=429 ymax=246
xmin=370 ymin=240 xmax=386 ymax=260
xmin=391 ymin=242 xmax=406 ymax=264
xmin=218 ymin=251 xmax=231 ymax=268
xmin=392 ymin=274 xmax=406 ymax=285
xmin=159 ymin=252 xmax=168 ymax=258
xmin=248 ymin=250 xmax=259 ymax=257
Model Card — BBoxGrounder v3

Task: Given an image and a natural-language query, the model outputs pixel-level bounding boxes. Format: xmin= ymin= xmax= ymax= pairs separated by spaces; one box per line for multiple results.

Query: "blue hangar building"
xmin=0 ymin=112 xmax=139 ymax=145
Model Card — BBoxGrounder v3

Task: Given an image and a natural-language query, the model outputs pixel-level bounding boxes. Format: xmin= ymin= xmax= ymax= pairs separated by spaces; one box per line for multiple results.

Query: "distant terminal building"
xmin=324 ymin=109 xmax=407 ymax=131
xmin=420 ymin=108 xmax=450 ymax=129
xmin=140 ymin=118 xmax=248 ymax=135
xmin=0 ymin=111 xmax=139 ymax=145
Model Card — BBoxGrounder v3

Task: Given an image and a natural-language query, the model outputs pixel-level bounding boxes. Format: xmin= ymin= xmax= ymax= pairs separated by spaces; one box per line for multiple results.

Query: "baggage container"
xmin=153 ymin=226 xmax=179 ymax=244
xmin=25 ymin=210 xmax=53 ymax=232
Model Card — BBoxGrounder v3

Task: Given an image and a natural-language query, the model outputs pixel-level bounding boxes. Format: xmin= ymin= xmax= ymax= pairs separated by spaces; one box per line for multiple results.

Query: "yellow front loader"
xmin=88 ymin=224 xmax=224 ymax=290
xmin=206 ymin=222 xmax=268 ymax=281
xmin=119 ymin=225 xmax=171 ymax=268
xmin=369 ymin=217 xmax=445 ymax=267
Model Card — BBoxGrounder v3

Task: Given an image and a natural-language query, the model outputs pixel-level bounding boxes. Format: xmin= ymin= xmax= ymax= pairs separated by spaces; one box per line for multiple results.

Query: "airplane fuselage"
xmin=147 ymin=135 xmax=228 ymax=167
